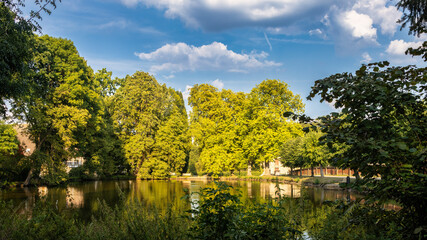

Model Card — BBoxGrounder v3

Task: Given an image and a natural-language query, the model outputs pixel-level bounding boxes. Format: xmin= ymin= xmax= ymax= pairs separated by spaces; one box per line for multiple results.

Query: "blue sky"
xmin=30 ymin=0 xmax=425 ymax=117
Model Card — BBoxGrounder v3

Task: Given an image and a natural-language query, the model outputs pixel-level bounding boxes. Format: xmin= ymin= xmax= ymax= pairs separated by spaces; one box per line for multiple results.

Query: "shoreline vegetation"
xmin=4 ymin=175 xmax=354 ymax=191
xmin=0 ymin=181 xmax=404 ymax=240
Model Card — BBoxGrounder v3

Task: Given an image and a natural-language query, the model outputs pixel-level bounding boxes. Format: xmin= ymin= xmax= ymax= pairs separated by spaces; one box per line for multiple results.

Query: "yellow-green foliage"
xmin=113 ymin=72 xmax=190 ymax=178
xmin=189 ymin=80 xmax=304 ymax=176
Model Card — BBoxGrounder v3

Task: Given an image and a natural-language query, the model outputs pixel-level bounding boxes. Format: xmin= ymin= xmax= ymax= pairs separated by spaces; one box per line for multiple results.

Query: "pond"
xmin=0 ymin=180 xmax=361 ymax=221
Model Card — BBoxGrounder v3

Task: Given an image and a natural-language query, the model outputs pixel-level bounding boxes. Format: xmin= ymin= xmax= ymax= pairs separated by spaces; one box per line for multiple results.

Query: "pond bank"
xmin=171 ymin=175 xmax=355 ymax=190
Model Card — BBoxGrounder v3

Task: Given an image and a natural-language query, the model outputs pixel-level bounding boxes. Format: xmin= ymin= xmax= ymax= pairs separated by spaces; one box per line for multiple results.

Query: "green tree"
xmin=0 ymin=121 xmax=25 ymax=184
xmin=188 ymin=84 xmax=228 ymax=176
xmin=300 ymin=131 xmax=329 ymax=177
xmin=0 ymin=121 xmax=19 ymax=156
xmin=189 ymin=80 xmax=303 ymax=176
xmin=280 ymin=137 xmax=304 ymax=176
xmin=244 ymin=79 xmax=304 ymax=175
xmin=1 ymin=0 xmax=61 ymax=115
xmin=84 ymin=68 xmax=126 ymax=176
xmin=151 ymin=89 xmax=190 ymax=175
xmin=307 ymin=62 xmax=426 ymax=237
xmin=0 ymin=2 xmax=33 ymax=115
xmin=112 ymin=72 xmax=164 ymax=176
xmin=113 ymin=72 xmax=189 ymax=178
xmin=12 ymin=35 xmax=105 ymax=185
xmin=189 ymin=85 xmax=250 ymax=176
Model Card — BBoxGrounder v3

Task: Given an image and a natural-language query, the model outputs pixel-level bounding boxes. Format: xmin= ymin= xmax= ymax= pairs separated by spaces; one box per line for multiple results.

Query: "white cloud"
xmin=360 ymin=52 xmax=372 ymax=63
xmin=352 ymin=0 xmax=401 ymax=35
xmin=135 ymin=42 xmax=281 ymax=73
xmin=182 ymin=85 xmax=192 ymax=101
xmin=211 ymin=79 xmax=224 ymax=90
xmin=384 ymin=39 xmax=425 ymax=65
xmin=119 ymin=0 xmax=401 ymax=37
xmin=339 ymin=10 xmax=376 ymax=40
xmin=386 ymin=39 xmax=423 ymax=56
xmin=120 ymin=0 xmax=338 ymax=31
xmin=120 ymin=0 xmax=405 ymax=52
xmin=324 ymin=0 xmax=401 ymax=51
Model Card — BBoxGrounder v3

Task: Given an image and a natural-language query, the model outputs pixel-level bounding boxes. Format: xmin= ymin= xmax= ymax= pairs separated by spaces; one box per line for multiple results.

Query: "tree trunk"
xmin=320 ymin=165 xmax=324 ymax=177
xmin=354 ymin=169 xmax=361 ymax=181
xmin=23 ymin=168 xmax=34 ymax=186
xmin=311 ymin=166 xmax=314 ymax=177
xmin=24 ymin=134 xmax=48 ymax=186
xmin=299 ymin=167 xmax=302 ymax=176
xmin=290 ymin=167 xmax=293 ymax=176
xmin=263 ymin=161 xmax=271 ymax=176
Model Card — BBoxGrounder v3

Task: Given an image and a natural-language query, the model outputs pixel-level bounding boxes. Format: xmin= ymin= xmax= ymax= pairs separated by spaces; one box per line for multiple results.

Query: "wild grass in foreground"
xmin=0 ymin=182 xmax=422 ymax=240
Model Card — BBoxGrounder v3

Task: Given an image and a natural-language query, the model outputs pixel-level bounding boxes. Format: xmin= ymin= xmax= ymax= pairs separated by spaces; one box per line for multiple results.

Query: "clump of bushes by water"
xmin=305 ymin=200 xmax=426 ymax=240
xmin=186 ymin=181 xmax=302 ymax=239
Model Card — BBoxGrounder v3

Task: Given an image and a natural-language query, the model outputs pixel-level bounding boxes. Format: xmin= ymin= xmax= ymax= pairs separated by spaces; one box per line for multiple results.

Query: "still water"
xmin=0 ymin=180 xmax=361 ymax=220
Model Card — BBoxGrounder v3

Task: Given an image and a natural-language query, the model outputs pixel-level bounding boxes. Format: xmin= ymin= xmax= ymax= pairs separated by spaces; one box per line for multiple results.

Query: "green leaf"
xmin=396 ymin=142 xmax=408 ymax=150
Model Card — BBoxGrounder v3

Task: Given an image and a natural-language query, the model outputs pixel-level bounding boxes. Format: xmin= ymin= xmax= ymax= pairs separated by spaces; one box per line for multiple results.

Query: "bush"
xmin=305 ymin=201 xmax=417 ymax=240
xmin=187 ymin=181 xmax=302 ymax=239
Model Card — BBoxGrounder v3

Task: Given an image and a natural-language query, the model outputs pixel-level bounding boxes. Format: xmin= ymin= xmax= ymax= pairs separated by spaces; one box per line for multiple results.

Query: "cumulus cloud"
xmin=360 ymin=52 xmax=372 ymax=63
xmin=135 ymin=42 xmax=281 ymax=73
xmin=339 ymin=10 xmax=376 ymax=40
xmin=352 ymin=0 xmax=401 ymax=35
xmin=386 ymin=39 xmax=423 ymax=55
xmin=325 ymin=0 xmax=401 ymax=50
xmin=211 ymin=79 xmax=224 ymax=90
xmin=384 ymin=39 xmax=425 ymax=65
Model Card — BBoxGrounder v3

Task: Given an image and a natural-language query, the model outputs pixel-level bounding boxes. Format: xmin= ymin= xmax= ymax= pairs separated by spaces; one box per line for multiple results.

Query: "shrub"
xmin=187 ymin=181 xmax=302 ymax=239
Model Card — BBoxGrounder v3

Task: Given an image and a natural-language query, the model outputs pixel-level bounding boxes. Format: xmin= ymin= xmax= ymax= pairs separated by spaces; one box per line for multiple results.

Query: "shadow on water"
xmin=0 ymin=180 xmax=362 ymax=220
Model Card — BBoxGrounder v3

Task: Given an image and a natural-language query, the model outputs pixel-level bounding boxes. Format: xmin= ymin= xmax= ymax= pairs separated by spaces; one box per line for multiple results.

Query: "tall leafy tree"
xmin=113 ymin=72 xmax=189 ymax=178
xmin=151 ymin=88 xmax=190 ymax=175
xmin=244 ymin=79 xmax=304 ymax=175
xmin=87 ymin=68 xmax=126 ymax=176
xmin=1 ymin=0 xmax=61 ymax=116
xmin=300 ymin=131 xmax=329 ymax=177
xmin=0 ymin=2 xmax=32 ymax=115
xmin=189 ymin=85 xmax=250 ymax=176
xmin=112 ymin=72 xmax=164 ymax=176
xmin=13 ymin=35 xmax=104 ymax=185
xmin=280 ymin=137 xmax=304 ymax=176
xmin=189 ymin=80 xmax=303 ymax=176
xmin=189 ymin=84 xmax=226 ymax=176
